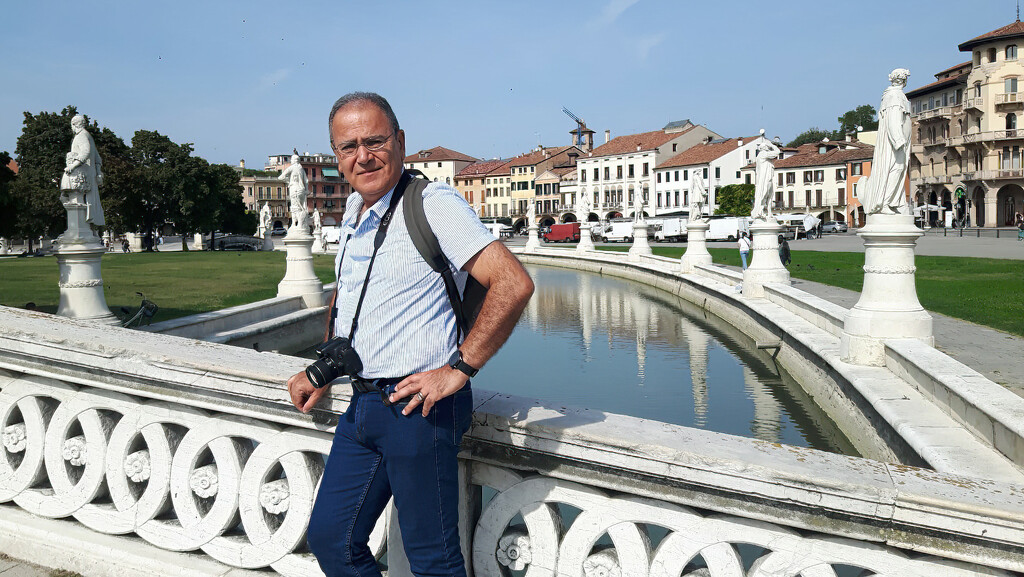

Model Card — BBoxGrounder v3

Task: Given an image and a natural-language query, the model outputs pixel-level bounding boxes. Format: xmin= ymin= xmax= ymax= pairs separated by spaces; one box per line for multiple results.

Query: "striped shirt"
xmin=332 ymin=180 xmax=495 ymax=378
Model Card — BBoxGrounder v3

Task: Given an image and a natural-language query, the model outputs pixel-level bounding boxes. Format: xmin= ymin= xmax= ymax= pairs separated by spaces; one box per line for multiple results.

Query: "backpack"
xmin=401 ymin=172 xmax=487 ymax=340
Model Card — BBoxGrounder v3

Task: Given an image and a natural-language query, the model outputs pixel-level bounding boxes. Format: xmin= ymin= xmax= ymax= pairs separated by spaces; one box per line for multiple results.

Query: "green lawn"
xmin=0 ymin=251 xmax=337 ymax=322
xmin=599 ymin=246 xmax=1024 ymax=337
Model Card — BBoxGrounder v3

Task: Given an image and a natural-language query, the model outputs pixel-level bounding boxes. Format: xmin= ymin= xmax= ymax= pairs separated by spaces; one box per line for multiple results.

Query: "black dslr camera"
xmin=305 ymin=337 xmax=363 ymax=389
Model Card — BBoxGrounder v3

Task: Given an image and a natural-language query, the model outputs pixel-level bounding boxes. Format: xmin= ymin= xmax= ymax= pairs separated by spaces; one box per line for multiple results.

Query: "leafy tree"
xmin=0 ymin=151 xmax=17 ymax=239
xmin=837 ymin=104 xmax=878 ymax=138
xmin=786 ymin=128 xmax=835 ymax=148
xmin=714 ymin=184 xmax=755 ymax=216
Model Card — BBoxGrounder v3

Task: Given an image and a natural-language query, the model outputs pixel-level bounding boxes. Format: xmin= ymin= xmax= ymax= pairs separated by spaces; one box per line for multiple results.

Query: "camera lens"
xmin=306 ymin=359 xmax=336 ymax=389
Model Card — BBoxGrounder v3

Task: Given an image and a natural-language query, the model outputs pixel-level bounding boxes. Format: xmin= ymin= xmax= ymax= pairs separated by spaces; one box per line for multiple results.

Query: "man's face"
xmin=331 ymin=102 xmax=405 ymax=202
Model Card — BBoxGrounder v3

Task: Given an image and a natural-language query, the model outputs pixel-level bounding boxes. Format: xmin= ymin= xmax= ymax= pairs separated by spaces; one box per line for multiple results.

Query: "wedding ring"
xmin=415 ymin=392 xmax=425 ymax=402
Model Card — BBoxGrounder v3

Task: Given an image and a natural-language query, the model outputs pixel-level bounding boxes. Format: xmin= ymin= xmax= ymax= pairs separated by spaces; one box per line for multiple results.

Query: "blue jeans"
xmin=308 ymin=384 xmax=473 ymax=577
xmin=740 ymin=251 xmax=748 ymax=269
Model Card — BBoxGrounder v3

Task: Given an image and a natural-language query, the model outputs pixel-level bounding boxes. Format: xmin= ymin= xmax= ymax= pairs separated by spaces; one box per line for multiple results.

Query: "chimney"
xmin=240 ymin=159 xmax=246 ymax=169
xmin=737 ymin=139 xmax=743 ymax=147
xmin=636 ymin=144 xmax=641 ymax=152
xmin=605 ymin=130 xmax=610 ymax=143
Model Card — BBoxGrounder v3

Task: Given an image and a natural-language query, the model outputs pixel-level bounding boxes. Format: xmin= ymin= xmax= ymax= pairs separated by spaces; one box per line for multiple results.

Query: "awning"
xmin=322 ymin=168 xmax=340 ymax=177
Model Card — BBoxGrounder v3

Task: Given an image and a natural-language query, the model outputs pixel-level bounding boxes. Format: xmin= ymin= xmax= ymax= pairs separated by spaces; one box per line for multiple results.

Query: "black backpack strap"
xmin=401 ymin=172 xmax=470 ymax=339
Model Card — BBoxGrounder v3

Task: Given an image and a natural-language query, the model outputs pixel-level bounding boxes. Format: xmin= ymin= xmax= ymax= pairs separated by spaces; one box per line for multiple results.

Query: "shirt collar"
xmin=343 ymin=179 xmax=400 ymax=230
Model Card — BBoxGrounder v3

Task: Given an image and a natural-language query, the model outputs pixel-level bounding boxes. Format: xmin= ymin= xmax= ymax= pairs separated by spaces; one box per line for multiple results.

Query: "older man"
xmin=287 ymin=92 xmax=533 ymax=576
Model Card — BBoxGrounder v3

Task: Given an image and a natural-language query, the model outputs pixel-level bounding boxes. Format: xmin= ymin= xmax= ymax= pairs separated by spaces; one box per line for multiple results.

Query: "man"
xmin=287 ymin=92 xmax=534 ymax=577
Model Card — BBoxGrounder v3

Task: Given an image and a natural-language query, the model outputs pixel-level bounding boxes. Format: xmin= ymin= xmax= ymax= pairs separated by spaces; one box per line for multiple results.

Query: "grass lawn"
xmin=0 ymin=251 xmax=337 ymax=323
xmin=599 ymin=246 xmax=1024 ymax=337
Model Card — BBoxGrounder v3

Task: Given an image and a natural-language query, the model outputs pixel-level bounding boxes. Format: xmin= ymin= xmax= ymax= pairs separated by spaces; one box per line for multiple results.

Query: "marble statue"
xmin=633 ymin=187 xmax=645 ymax=223
xmin=578 ymin=192 xmax=591 ymax=220
xmin=690 ymin=170 xmax=707 ymax=220
xmin=312 ymin=208 xmax=322 ymax=232
xmin=527 ymin=200 xmax=536 ymax=225
xmin=279 ymin=154 xmax=309 ymax=230
xmin=863 ymin=69 xmax=912 ymax=215
xmin=259 ymin=203 xmax=271 ymax=236
xmin=62 ymin=115 xmax=104 ymax=226
xmin=751 ymin=140 xmax=781 ymax=222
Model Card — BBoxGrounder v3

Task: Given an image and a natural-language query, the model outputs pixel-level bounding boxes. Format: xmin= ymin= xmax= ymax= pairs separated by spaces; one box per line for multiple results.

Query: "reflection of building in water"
xmin=680 ymin=316 xmax=709 ymax=427
xmin=744 ymin=366 xmax=782 ymax=442
xmin=578 ymin=273 xmax=594 ymax=350
xmin=631 ymin=292 xmax=650 ymax=379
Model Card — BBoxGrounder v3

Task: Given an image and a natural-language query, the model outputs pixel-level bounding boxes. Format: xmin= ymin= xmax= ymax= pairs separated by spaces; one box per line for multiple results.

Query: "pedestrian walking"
xmin=738 ymin=232 xmax=750 ymax=270
xmin=778 ymin=234 xmax=791 ymax=266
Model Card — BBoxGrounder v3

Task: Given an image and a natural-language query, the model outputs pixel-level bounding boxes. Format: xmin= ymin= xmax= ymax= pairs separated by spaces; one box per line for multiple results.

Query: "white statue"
xmin=527 ymin=201 xmax=536 ymax=226
xmin=690 ymin=170 xmax=707 ymax=220
xmin=259 ymin=202 xmax=271 ymax=236
xmin=279 ymin=154 xmax=309 ymax=230
xmin=577 ymin=192 xmax=591 ymax=220
xmin=863 ymin=68 xmax=912 ymax=215
xmin=633 ymin=187 xmax=645 ymax=222
xmin=751 ymin=140 xmax=781 ymax=222
xmin=61 ymin=115 xmax=104 ymax=226
xmin=312 ymin=208 xmax=322 ymax=232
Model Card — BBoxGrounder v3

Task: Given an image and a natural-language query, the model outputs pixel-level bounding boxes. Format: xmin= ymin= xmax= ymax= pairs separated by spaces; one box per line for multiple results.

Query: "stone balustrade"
xmin=3 ymin=247 xmax=1024 ymax=575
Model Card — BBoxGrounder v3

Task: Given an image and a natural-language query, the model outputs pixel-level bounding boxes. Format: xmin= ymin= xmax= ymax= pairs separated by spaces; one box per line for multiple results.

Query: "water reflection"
xmin=479 ymin=265 xmax=856 ymax=455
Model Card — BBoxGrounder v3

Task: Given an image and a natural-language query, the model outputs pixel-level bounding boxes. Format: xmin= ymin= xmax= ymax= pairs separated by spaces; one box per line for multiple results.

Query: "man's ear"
xmin=396 ymin=129 xmax=406 ymax=157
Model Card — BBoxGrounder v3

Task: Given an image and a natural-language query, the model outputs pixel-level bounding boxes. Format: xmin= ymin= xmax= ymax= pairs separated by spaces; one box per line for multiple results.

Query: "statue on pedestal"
xmin=690 ymin=170 xmax=707 ymax=221
xmin=62 ymin=115 xmax=104 ymax=227
xmin=527 ymin=201 xmax=536 ymax=227
xmin=751 ymin=139 xmax=781 ymax=222
xmin=312 ymin=208 xmax=322 ymax=233
xmin=634 ymin=187 xmax=645 ymax=223
xmin=279 ymin=153 xmax=309 ymax=230
xmin=577 ymin=192 xmax=591 ymax=221
xmin=259 ymin=202 xmax=272 ymax=237
xmin=864 ymin=69 xmax=912 ymax=215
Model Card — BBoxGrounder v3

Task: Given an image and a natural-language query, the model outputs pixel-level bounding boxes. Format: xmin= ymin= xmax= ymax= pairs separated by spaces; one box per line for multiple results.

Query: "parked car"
xmin=270 ymin=225 xmax=287 ymax=236
xmin=821 ymin=221 xmax=848 ymax=233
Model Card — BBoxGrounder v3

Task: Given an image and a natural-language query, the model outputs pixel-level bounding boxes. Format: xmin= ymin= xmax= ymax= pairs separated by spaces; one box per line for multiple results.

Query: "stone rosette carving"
xmin=190 ymin=464 xmax=219 ymax=498
xmin=3 ymin=423 xmax=27 ymax=453
xmin=259 ymin=478 xmax=290 ymax=514
xmin=863 ymin=265 xmax=917 ymax=274
xmin=124 ymin=449 xmax=151 ymax=483
xmin=583 ymin=549 xmax=621 ymax=577
xmin=496 ymin=529 xmax=532 ymax=570
xmin=62 ymin=435 xmax=88 ymax=466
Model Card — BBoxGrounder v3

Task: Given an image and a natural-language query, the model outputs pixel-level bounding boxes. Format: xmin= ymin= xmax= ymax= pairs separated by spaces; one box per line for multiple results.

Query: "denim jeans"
xmin=308 ymin=385 xmax=473 ymax=577
xmin=740 ymin=250 xmax=748 ymax=270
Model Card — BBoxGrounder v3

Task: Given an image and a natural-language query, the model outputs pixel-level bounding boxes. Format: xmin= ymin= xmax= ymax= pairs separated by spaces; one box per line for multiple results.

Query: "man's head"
xmin=71 ymin=114 xmax=85 ymax=133
xmin=328 ymin=92 xmax=405 ymax=203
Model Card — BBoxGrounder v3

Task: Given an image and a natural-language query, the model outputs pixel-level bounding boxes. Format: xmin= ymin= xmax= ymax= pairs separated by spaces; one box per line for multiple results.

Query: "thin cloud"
xmin=587 ymin=0 xmax=641 ymax=29
xmin=257 ymin=68 xmax=291 ymax=90
xmin=637 ymin=33 xmax=665 ymax=62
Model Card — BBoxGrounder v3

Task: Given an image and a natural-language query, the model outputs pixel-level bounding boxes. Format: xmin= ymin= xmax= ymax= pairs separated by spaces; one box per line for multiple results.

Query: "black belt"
xmin=350 ymin=376 xmax=408 ymax=393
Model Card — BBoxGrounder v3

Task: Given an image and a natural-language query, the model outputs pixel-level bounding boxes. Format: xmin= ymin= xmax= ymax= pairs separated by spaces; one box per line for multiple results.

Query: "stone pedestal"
xmin=312 ymin=230 xmax=325 ymax=253
xmin=55 ymin=199 xmax=117 ymax=325
xmin=0 ymin=237 xmax=8 ymax=255
xmin=680 ymin=220 xmax=712 ymax=272
xmin=524 ymin=223 xmax=541 ymax=252
xmin=743 ymin=220 xmax=790 ymax=298
xmin=126 ymin=232 xmax=145 ymax=252
xmin=193 ymin=233 xmax=204 ymax=251
xmin=262 ymin=231 xmax=274 ymax=251
xmin=628 ymin=221 xmax=652 ymax=261
xmin=840 ymin=213 xmax=933 ymax=366
xmin=576 ymin=222 xmax=595 ymax=252
xmin=277 ymin=229 xmax=324 ymax=308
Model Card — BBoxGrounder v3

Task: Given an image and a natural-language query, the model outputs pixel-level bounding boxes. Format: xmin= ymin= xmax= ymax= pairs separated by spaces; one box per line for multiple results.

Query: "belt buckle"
xmin=375 ymin=379 xmax=394 ymax=407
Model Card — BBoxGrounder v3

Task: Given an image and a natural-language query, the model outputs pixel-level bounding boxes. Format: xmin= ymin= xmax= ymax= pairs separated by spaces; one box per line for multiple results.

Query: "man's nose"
xmin=355 ymin=144 xmax=374 ymax=164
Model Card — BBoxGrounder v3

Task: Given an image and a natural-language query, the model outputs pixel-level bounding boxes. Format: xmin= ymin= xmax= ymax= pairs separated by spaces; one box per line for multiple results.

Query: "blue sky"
xmin=0 ymin=1 xmax=1013 ymax=167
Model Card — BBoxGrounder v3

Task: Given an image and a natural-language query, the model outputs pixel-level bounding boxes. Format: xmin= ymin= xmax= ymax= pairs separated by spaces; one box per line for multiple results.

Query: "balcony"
xmin=923 ymin=175 xmax=953 ymax=185
xmin=963 ymin=96 xmax=984 ymax=111
xmin=957 ymin=129 xmax=1024 ymax=144
xmin=995 ymin=92 xmax=1024 ymax=108
xmin=917 ymin=106 xmax=954 ymax=121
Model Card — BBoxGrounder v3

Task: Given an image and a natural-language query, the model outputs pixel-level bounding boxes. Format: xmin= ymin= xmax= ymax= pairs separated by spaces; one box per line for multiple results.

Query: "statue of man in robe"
xmin=279 ymin=153 xmax=309 ymax=230
xmin=863 ymin=68 xmax=912 ymax=215
xmin=259 ymin=202 xmax=272 ymax=236
xmin=62 ymin=115 xmax=104 ymax=226
xmin=690 ymin=170 xmax=707 ymax=221
xmin=751 ymin=139 xmax=781 ymax=222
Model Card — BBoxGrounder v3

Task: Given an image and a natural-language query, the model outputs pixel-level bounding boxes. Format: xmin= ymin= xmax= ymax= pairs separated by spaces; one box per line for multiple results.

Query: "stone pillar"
xmin=312 ymin=229 xmax=325 ymax=253
xmin=277 ymin=228 xmax=324 ymax=308
xmin=262 ymin=231 xmax=274 ymax=251
xmin=576 ymin=222 xmax=595 ymax=252
xmin=127 ymin=232 xmax=145 ymax=252
xmin=193 ymin=233 xmax=204 ymax=251
xmin=54 ymin=196 xmax=117 ymax=325
xmin=985 ymin=192 xmax=998 ymax=228
xmin=840 ymin=213 xmax=932 ymax=366
xmin=0 ymin=237 xmax=8 ymax=255
xmin=679 ymin=220 xmax=712 ymax=273
xmin=524 ymin=221 xmax=541 ymax=252
xmin=627 ymin=221 xmax=652 ymax=261
xmin=742 ymin=220 xmax=790 ymax=298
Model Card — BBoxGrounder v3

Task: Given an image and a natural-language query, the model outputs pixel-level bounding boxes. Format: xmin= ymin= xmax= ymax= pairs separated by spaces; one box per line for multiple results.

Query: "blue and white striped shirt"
xmin=332 ymin=180 xmax=495 ymax=378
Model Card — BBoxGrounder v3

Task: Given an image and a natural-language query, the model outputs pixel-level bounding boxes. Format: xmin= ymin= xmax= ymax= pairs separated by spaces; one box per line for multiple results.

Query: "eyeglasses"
xmin=334 ymin=133 xmax=394 ymax=158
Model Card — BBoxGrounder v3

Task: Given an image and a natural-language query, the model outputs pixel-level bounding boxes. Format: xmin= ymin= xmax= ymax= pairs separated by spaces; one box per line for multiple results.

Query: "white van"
xmin=600 ymin=220 xmax=635 ymax=242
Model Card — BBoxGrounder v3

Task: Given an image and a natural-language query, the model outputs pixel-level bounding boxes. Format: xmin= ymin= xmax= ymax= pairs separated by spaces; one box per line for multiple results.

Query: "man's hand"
xmin=287 ymin=371 xmax=329 ymax=413
xmin=390 ymin=366 xmax=468 ymax=417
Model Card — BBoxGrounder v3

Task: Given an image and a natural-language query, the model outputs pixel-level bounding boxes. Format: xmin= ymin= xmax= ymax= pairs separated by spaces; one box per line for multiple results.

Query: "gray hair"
xmin=327 ymin=92 xmax=400 ymax=149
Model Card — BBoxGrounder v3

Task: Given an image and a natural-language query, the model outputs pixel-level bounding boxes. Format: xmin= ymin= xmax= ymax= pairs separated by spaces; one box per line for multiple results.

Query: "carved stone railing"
xmin=2 ymin=290 xmax=1024 ymax=576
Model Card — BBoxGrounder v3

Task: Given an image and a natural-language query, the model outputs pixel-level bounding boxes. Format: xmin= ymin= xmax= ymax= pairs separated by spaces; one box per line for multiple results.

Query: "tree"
xmin=786 ymin=128 xmax=835 ymax=148
xmin=837 ymin=104 xmax=878 ymax=138
xmin=0 ymin=151 xmax=17 ymax=239
xmin=714 ymin=184 xmax=755 ymax=216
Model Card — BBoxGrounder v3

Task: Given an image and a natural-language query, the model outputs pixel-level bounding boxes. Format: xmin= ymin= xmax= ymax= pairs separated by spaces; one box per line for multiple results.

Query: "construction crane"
xmin=562 ymin=107 xmax=586 ymax=147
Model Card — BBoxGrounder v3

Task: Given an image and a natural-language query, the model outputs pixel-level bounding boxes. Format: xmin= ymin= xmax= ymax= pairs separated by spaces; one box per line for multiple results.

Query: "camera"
xmin=306 ymin=337 xmax=363 ymax=389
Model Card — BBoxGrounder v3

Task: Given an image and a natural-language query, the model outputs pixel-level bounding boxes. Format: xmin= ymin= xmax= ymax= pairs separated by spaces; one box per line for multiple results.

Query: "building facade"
xmin=907 ymin=20 xmax=1024 ymax=227
xmin=239 ymin=173 xmax=289 ymax=229
xmin=265 ymin=153 xmax=350 ymax=226
xmin=454 ymin=158 xmax=510 ymax=217
xmin=654 ymin=135 xmax=768 ymax=216
xmin=403 ymin=146 xmax=478 ymax=186
xmin=506 ymin=145 xmax=581 ymax=228
xmin=576 ymin=121 xmax=722 ymax=220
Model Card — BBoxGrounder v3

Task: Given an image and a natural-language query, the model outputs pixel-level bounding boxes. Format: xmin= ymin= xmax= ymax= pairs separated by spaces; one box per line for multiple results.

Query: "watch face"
xmin=448 ymin=350 xmax=461 ymax=367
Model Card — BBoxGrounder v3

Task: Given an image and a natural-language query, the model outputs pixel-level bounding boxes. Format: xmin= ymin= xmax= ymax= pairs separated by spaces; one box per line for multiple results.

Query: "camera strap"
xmin=343 ymin=172 xmax=411 ymax=346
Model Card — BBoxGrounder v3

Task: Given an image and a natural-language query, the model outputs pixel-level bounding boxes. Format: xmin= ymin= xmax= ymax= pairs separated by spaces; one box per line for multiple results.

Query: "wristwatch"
xmin=448 ymin=350 xmax=479 ymax=378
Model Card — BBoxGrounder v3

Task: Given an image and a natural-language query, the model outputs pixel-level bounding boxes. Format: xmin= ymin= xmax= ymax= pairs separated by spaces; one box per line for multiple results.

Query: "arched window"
xmin=989 ymin=47 xmax=998 ymax=63
xmin=1008 ymin=45 xmax=1018 ymax=60
xmin=1007 ymin=113 xmax=1017 ymax=130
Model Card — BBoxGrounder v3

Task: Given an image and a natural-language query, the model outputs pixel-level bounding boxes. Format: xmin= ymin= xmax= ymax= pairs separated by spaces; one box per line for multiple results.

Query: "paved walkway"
xmin=0 ymin=554 xmax=57 ymax=577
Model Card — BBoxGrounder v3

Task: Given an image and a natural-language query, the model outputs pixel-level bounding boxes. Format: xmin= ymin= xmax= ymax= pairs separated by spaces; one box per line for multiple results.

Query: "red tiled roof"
xmin=959 ymin=20 xmax=1024 ymax=51
xmin=772 ymin=144 xmax=874 ymax=169
xmin=935 ymin=61 xmax=972 ymax=77
xmin=404 ymin=146 xmax=478 ymax=164
xmin=456 ymin=158 xmax=511 ymax=178
xmin=657 ymin=136 xmax=761 ymax=169
xmin=588 ymin=126 xmax=695 ymax=158
xmin=507 ymin=145 xmax=577 ymax=168
xmin=906 ymin=72 xmax=969 ymax=97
